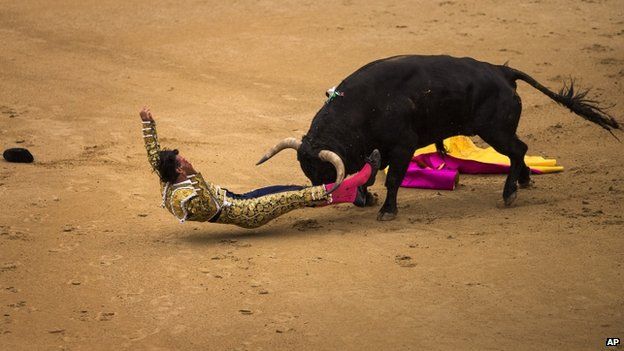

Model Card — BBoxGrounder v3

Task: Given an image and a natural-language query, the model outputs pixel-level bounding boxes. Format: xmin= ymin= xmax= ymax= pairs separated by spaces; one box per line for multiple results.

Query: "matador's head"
xmin=158 ymin=149 xmax=195 ymax=184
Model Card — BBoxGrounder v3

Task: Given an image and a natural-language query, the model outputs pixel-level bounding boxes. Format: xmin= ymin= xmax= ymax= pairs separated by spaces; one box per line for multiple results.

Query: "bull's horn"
xmin=256 ymin=137 xmax=301 ymax=165
xmin=318 ymin=150 xmax=345 ymax=194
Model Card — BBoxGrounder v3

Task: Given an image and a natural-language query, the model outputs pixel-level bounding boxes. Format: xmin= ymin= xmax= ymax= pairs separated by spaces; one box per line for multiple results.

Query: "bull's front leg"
xmin=378 ymin=148 xmax=413 ymax=221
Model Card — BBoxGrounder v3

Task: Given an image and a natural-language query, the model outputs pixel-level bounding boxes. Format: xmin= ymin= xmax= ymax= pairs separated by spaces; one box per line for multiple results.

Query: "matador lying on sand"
xmin=139 ymin=107 xmax=380 ymax=229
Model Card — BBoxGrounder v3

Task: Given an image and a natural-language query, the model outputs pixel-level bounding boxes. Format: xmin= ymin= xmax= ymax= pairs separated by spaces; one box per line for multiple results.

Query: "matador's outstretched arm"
xmin=140 ymin=106 xmax=162 ymax=177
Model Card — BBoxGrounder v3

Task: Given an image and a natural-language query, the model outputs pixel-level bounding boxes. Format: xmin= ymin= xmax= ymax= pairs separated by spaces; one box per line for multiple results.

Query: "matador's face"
xmin=175 ymin=155 xmax=194 ymax=175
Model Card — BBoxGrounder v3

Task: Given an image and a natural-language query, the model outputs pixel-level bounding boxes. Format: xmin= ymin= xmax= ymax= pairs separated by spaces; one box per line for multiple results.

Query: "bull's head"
xmin=256 ymin=137 xmax=345 ymax=193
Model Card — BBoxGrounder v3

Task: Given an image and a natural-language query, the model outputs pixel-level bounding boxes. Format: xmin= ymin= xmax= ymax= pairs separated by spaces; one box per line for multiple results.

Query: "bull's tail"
xmin=504 ymin=67 xmax=620 ymax=137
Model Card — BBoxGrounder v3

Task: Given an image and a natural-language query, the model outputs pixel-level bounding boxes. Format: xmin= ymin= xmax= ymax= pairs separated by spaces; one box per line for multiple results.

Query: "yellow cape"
xmin=414 ymin=136 xmax=563 ymax=173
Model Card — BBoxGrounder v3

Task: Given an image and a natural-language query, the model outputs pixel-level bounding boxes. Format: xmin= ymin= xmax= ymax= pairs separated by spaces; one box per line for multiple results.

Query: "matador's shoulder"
xmin=167 ymin=185 xmax=199 ymax=222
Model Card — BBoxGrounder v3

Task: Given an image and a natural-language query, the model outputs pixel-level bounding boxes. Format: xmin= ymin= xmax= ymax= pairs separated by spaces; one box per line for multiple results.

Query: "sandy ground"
xmin=1 ymin=1 xmax=623 ymax=350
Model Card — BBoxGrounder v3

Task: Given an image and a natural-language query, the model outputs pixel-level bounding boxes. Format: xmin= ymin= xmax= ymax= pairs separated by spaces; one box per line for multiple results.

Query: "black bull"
xmin=257 ymin=55 xmax=620 ymax=220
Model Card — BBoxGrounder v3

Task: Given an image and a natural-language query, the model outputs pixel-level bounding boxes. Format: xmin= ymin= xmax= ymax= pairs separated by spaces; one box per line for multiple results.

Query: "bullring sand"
xmin=0 ymin=1 xmax=622 ymax=350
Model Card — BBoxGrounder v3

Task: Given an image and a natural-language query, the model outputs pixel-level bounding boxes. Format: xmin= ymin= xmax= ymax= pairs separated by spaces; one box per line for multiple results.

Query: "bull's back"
xmin=343 ymin=55 xmax=505 ymax=95
xmin=337 ymin=55 xmax=511 ymax=146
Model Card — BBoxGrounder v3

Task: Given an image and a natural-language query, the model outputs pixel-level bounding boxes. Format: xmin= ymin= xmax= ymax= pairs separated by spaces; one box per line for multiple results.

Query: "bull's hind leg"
xmin=378 ymin=147 xmax=414 ymax=221
xmin=517 ymin=149 xmax=532 ymax=189
xmin=479 ymin=133 xmax=529 ymax=206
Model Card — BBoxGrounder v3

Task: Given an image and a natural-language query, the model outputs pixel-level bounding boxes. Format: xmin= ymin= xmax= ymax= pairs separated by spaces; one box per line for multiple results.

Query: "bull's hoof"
xmin=504 ymin=191 xmax=517 ymax=207
xmin=364 ymin=191 xmax=379 ymax=207
xmin=519 ymin=179 xmax=534 ymax=189
xmin=353 ymin=187 xmax=367 ymax=207
xmin=377 ymin=211 xmax=397 ymax=221
xmin=354 ymin=189 xmax=379 ymax=207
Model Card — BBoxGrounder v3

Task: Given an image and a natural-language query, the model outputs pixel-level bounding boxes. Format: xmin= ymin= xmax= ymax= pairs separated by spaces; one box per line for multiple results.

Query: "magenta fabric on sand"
xmin=400 ymin=153 xmax=544 ymax=190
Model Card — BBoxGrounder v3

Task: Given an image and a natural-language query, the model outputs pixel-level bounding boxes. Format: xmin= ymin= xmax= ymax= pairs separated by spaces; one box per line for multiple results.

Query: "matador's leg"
xmin=216 ymin=185 xmax=328 ymax=229
xmin=217 ymin=150 xmax=380 ymax=229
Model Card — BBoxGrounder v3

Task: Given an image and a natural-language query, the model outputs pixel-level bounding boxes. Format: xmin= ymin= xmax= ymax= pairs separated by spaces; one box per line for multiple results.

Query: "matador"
xmin=140 ymin=107 xmax=380 ymax=229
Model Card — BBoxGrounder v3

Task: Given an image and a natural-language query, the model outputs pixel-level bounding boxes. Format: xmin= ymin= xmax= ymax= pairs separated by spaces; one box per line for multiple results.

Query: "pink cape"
xmin=402 ymin=153 xmax=552 ymax=190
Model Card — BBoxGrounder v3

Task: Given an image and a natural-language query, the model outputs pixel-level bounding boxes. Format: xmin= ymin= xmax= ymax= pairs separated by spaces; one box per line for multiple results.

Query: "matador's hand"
xmin=139 ymin=106 xmax=155 ymax=122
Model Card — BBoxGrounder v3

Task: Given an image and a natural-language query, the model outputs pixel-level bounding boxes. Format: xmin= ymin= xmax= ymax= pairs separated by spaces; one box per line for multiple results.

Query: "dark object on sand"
xmin=3 ymin=148 xmax=34 ymax=163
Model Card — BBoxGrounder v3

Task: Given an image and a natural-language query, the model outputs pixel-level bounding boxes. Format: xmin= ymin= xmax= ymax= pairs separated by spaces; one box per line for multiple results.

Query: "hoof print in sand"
xmin=395 ymin=255 xmax=417 ymax=268
xmin=97 ymin=312 xmax=115 ymax=321
xmin=292 ymin=219 xmax=322 ymax=231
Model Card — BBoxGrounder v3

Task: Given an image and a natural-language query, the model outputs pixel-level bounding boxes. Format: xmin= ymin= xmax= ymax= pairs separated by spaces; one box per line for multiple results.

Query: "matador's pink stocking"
xmin=324 ymin=163 xmax=372 ymax=204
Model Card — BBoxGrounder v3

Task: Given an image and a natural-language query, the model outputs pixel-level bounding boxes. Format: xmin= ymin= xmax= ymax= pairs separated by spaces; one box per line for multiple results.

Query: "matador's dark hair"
xmin=158 ymin=149 xmax=180 ymax=184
